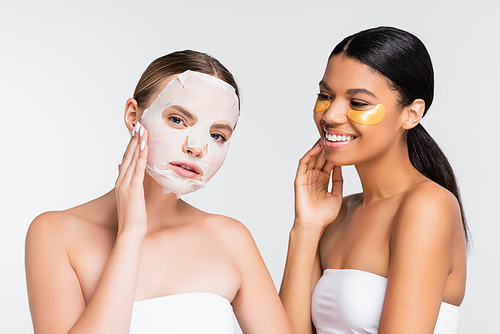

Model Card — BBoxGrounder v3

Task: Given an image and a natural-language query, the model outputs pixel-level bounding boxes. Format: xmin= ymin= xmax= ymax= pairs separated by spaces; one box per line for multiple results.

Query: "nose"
xmin=323 ymin=101 xmax=348 ymax=125
xmin=182 ymin=136 xmax=207 ymax=159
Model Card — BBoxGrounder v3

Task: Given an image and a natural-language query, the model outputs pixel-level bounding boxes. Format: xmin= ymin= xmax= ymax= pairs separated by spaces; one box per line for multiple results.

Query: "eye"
xmin=211 ymin=133 xmax=227 ymax=143
xmin=317 ymin=93 xmax=332 ymax=101
xmin=168 ymin=116 xmax=186 ymax=127
xmin=350 ymin=100 xmax=369 ymax=108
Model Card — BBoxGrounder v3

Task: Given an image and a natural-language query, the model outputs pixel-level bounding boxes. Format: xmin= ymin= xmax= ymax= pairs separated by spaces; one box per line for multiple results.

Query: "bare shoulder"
xmin=392 ymin=180 xmax=462 ymax=244
xmin=202 ymin=213 xmax=256 ymax=250
xmin=381 ymin=181 xmax=467 ymax=323
xmin=26 ymin=210 xmax=76 ymax=248
xmin=26 ymin=193 xmax=116 ymax=252
xmin=399 ymin=181 xmax=460 ymax=222
xmin=405 ymin=180 xmax=458 ymax=205
xmin=25 ymin=207 xmax=106 ymax=333
xmin=25 ymin=211 xmax=82 ymax=287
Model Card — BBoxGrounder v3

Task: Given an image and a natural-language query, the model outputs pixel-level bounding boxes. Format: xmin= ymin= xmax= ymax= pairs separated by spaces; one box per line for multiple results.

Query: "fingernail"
xmin=132 ymin=122 xmax=140 ymax=136
xmin=139 ymin=125 xmax=144 ymax=137
xmin=140 ymin=140 xmax=145 ymax=151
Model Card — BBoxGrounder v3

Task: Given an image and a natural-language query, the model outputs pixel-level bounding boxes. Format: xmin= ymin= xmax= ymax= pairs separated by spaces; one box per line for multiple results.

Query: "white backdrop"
xmin=1 ymin=0 xmax=498 ymax=332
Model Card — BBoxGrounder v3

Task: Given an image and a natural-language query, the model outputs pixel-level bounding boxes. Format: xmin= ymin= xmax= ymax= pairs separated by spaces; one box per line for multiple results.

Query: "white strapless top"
xmin=129 ymin=292 xmax=234 ymax=333
xmin=311 ymin=269 xmax=459 ymax=334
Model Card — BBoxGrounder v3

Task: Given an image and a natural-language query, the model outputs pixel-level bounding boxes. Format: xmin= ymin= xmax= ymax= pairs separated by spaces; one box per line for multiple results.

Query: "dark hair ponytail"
xmin=331 ymin=26 xmax=469 ymax=245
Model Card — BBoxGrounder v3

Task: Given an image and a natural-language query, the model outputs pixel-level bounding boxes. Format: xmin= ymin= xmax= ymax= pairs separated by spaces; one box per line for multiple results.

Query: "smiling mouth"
xmin=325 ymin=132 xmax=357 ymax=142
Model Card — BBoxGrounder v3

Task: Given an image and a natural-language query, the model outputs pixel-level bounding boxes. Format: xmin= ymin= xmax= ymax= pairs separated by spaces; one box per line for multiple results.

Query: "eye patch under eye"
xmin=313 ymin=97 xmax=331 ymax=113
xmin=347 ymin=104 xmax=385 ymax=125
xmin=312 ymin=96 xmax=385 ymax=126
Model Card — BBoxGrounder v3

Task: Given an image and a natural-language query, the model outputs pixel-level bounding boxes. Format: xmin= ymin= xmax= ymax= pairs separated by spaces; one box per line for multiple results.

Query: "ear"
xmin=124 ymin=98 xmax=141 ymax=134
xmin=402 ymin=99 xmax=425 ymax=130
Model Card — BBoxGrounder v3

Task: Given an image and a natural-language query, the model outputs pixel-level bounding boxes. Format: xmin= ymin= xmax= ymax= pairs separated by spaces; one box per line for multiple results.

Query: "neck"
xmin=141 ymin=174 xmax=191 ymax=233
xmin=355 ymin=139 xmax=425 ymax=205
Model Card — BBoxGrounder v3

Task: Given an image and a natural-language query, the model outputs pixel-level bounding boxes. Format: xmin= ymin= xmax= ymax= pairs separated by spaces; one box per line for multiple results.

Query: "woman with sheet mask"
xmin=26 ymin=50 xmax=292 ymax=334
xmin=279 ymin=27 xmax=468 ymax=334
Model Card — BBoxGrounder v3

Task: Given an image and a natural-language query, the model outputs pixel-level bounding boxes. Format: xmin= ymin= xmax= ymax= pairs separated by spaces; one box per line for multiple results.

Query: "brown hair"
xmin=133 ymin=50 xmax=240 ymax=109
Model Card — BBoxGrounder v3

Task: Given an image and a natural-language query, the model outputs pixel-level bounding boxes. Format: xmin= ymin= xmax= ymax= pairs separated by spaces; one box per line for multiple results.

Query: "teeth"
xmin=325 ymin=132 xmax=354 ymax=142
xmin=179 ymin=164 xmax=195 ymax=172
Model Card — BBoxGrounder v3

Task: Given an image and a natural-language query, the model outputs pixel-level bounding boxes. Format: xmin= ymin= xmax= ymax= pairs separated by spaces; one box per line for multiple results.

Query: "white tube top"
xmin=311 ymin=269 xmax=459 ymax=334
xmin=129 ymin=292 xmax=234 ymax=333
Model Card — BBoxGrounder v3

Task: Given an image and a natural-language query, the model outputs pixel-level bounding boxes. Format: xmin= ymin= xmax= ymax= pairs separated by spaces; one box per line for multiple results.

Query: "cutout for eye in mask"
xmin=313 ymin=96 xmax=385 ymax=126
xmin=347 ymin=104 xmax=385 ymax=125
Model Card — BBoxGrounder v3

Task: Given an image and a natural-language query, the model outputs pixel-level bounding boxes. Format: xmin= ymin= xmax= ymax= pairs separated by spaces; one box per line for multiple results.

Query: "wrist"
xmin=290 ymin=222 xmax=324 ymax=242
xmin=116 ymin=228 xmax=146 ymax=242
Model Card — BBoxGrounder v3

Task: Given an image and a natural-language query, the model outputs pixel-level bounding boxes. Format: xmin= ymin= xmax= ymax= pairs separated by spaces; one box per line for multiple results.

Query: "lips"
xmin=323 ymin=128 xmax=358 ymax=148
xmin=167 ymin=161 xmax=203 ymax=181
xmin=325 ymin=133 xmax=356 ymax=142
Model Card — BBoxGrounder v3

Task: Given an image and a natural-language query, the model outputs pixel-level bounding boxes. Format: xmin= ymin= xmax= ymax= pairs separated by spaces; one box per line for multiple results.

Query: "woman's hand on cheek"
xmin=115 ymin=122 xmax=149 ymax=237
xmin=293 ymin=140 xmax=343 ymax=233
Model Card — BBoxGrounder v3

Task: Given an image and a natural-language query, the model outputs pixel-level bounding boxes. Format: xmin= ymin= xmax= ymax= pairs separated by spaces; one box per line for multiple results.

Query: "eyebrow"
xmin=211 ymin=123 xmax=234 ymax=133
xmin=319 ymin=80 xmax=331 ymax=90
xmin=346 ymin=88 xmax=377 ymax=98
xmin=319 ymin=80 xmax=378 ymax=99
xmin=170 ymin=105 xmax=197 ymax=122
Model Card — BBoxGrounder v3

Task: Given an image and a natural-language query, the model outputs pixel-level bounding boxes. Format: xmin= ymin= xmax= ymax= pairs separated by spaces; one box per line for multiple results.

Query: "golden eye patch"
xmin=313 ymin=97 xmax=331 ymax=113
xmin=313 ymin=96 xmax=385 ymax=126
xmin=347 ymin=104 xmax=385 ymax=125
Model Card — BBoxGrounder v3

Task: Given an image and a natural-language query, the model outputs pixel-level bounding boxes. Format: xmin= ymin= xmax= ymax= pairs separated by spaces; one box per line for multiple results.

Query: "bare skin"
xmin=279 ymin=56 xmax=466 ymax=334
xmin=26 ymin=75 xmax=292 ymax=334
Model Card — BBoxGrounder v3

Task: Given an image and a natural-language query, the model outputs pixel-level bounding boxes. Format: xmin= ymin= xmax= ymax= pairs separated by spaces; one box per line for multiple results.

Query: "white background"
xmin=1 ymin=0 xmax=499 ymax=332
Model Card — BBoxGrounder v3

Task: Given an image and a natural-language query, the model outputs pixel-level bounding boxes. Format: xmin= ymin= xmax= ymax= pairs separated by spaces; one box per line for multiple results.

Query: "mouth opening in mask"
xmin=167 ymin=161 xmax=203 ymax=181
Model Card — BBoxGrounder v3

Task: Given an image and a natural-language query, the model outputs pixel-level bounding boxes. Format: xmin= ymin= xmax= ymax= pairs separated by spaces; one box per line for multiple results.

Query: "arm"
xmin=280 ymin=228 xmax=323 ymax=334
xmin=279 ymin=143 xmax=343 ymax=334
xmin=229 ymin=222 xmax=293 ymax=334
xmin=378 ymin=184 xmax=463 ymax=333
xmin=26 ymin=124 xmax=149 ymax=334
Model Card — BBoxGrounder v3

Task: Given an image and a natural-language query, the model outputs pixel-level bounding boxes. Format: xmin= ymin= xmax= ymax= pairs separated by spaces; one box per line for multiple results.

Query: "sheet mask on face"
xmin=313 ymin=97 xmax=386 ymax=125
xmin=140 ymin=70 xmax=239 ymax=197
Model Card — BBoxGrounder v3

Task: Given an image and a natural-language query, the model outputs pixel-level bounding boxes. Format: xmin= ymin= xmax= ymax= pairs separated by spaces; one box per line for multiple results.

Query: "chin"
xmin=324 ymin=153 xmax=358 ymax=167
